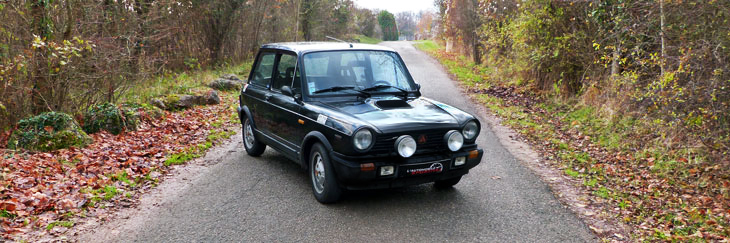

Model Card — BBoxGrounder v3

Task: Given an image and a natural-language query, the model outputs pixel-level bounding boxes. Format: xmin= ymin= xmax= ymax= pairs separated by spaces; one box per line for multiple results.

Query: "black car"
xmin=237 ymin=42 xmax=484 ymax=203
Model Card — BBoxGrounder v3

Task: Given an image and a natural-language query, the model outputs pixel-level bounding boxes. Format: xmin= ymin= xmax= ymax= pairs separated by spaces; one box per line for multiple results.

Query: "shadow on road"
xmin=258 ymin=148 xmax=468 ymax=207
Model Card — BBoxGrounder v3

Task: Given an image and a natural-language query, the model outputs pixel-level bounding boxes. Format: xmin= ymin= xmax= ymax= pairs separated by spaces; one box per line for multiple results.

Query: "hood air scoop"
xmin=374 ymin=99 xmax=411 ymax=109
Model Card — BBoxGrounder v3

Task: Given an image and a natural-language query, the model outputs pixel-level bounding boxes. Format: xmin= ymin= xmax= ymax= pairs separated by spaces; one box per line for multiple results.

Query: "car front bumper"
xmin=329 ymin=144 xmax=484 ymax=190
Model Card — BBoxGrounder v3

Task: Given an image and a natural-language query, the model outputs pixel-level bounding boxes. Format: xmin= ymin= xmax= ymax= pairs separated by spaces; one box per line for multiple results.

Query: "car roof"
xmin=260 ymin=42 xmax=395 ymax=54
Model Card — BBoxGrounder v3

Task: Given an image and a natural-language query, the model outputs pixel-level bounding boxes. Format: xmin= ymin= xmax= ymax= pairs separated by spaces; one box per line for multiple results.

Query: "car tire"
xmin=309 ymin=143 xmax=342 ymax=203
xmin=242 ymin=117 xmax=265 ymax=157
xmin=434 ymin=176 xmax=462 ymax=189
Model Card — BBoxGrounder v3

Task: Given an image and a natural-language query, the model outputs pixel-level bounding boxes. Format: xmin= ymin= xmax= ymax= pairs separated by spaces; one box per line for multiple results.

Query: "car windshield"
xmin=302 ymin=50 xmax=415 ymax=96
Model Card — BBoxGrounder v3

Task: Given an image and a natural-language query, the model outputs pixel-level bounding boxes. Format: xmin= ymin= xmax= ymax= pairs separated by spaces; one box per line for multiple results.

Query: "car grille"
xmin=371 ymin=129 xmax=449 ymax=155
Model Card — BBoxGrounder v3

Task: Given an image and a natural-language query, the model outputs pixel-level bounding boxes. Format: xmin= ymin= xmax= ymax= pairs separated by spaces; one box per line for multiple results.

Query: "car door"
xmin=246 ymin=51 xmax=277 ymax=136
xmin=269 ymin=52 xmax=306 ymax=153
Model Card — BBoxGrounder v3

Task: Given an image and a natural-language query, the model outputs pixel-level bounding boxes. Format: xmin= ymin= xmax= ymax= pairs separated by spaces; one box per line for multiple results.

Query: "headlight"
xmin=395 ymin=135 xmax=417 ymax=158
xmin=353 ymin=129 xmax=373 ymax=151
xmin=445 ymin=130 xmax=464 ymax=152
xmin=463 ymin=120 xmax=479 ymax=140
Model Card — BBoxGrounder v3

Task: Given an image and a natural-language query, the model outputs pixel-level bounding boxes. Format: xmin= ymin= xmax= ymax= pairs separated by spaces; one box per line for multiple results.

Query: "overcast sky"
xmin=352 ymin=0 xmax=437 ymax=14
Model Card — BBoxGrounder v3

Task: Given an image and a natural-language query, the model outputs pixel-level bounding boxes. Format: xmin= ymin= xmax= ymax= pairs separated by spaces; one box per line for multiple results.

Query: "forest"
xmin=0 ymin=0 xmax=430 ymax=128
xmin=432 ymin=0 xmax=729 ymax=240
xmin=435 ymin=0 xmax=729 ymax=159
xmin=1 ymin=0 xmax=729 ymax=241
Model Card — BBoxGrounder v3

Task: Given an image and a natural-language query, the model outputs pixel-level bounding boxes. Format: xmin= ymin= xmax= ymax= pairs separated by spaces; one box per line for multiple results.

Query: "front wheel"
xmin=242 ymin=117 xmax=265 ymax=156
xmin=434 ymin=176 xmax=462 ymax=189
xmin=309 ymin=143 xmax=342 ymax=203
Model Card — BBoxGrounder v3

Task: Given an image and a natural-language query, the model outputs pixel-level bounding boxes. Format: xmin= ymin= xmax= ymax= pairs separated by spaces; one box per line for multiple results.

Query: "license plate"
xmin=400 ymin=161 xmax=445 ymax=176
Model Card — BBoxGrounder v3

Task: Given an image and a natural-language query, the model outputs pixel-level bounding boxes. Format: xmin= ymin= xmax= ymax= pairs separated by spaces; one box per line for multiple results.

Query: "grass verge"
xmin=120 ymin=61 xmax=253 ymax=105
xmin=351 ymin=35 xmax=382 ymax=44
xmin=45 ymin=221 xmax=74 ymax=231
xmin=415 ymin=40 xmax=729 ymax=241
xmin=164 ymin=128 xmax=237 ymax=166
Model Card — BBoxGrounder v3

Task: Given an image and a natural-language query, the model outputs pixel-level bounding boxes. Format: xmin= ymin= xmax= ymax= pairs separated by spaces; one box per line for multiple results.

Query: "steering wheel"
xmin=372 ymin=80 xmax=390 ymax=86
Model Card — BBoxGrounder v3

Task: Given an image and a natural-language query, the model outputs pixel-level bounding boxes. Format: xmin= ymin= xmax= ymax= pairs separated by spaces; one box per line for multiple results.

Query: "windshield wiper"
xmin=361 ymin=84 xmax=409 ymax=98
xmin=313 ymin=86 xmax=370 ymax=97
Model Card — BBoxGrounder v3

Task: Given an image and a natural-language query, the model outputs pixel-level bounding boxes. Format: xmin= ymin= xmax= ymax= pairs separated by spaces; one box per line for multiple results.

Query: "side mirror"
xmin=415 ymin=83 xmax=422 ymax=91
xmin=281 ymin=86 xmax=294 ymax=96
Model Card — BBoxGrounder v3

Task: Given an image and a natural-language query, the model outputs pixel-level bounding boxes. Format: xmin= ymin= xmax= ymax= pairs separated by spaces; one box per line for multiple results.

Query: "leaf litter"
xmin=0 ymin=95 xmax=240 ymax=241
xmin=469 ymin=85 xmax=730 ymax=241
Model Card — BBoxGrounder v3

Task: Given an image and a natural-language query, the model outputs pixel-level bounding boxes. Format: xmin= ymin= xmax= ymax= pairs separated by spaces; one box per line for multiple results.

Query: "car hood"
xmin=313 ymin=97 xmax=474 ymax=134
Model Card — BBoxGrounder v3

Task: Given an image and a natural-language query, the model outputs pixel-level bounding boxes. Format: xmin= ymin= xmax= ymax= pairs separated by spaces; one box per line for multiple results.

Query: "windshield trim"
xmin=299 ymin=50 xmax=418 ymax=99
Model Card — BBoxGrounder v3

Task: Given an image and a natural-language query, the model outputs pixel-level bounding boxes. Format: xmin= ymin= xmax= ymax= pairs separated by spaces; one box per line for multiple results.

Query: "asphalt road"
xmin=97 ymin=41 xmax=596 ymax=242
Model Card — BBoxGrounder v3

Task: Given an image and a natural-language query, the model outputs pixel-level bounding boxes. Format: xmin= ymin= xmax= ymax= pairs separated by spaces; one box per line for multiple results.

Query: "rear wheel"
xmin=309 ymin=143 xmax=342 ymax=203
xmin=242 ymin=117 xmax=265 ymax=156
xmin=434 ymin=176 xmax=462 ymax=189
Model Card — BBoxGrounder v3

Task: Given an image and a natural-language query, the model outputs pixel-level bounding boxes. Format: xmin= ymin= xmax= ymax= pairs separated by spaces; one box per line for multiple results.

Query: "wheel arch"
xmin=238 ymin=105 xmax=256 ymax=128
xmin=300 ymin=131 xmax=333 ymax=170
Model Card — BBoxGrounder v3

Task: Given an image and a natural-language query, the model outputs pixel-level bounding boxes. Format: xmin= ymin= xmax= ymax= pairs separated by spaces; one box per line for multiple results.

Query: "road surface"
xmin=81 ymin=41 xmax=596 ymax=242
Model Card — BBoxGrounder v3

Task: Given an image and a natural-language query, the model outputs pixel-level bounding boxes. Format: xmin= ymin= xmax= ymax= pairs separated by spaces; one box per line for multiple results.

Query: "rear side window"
xmin=272 ymin=54 xmax=298 ymax=91
xmin=250 ymin=52 xmax=276 ymax=87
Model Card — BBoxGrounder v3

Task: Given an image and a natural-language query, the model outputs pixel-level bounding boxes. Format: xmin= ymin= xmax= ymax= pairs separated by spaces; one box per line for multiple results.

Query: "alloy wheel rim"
xmin=312 ymin=152 xmax=326 ymax=194
xmin=244 ymin=121 xmax=255 ymax=149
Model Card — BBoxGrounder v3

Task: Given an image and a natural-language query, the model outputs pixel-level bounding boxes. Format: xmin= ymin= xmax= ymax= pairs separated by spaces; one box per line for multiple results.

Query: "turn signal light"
xmin=468 ymin=150 xmax=479 ymax=159
xmin=360 ymin=163 xmax=375 ymax=171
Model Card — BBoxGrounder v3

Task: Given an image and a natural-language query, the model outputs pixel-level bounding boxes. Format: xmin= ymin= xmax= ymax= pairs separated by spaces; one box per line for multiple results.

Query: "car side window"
xmin=250 ymin=52 xmax=276 ymax=87
xmin=272 ymin=53 xmax=297 ymax=91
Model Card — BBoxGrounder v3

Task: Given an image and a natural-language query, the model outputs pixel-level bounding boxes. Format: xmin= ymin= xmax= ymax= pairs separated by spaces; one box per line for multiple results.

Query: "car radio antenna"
xmin=326 ymin=36 xmax=353 ymax=48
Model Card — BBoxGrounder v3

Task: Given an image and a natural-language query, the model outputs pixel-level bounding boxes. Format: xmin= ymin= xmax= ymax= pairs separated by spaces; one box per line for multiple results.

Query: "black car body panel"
xmin=238 ymin=42 xmax=484 ymax=191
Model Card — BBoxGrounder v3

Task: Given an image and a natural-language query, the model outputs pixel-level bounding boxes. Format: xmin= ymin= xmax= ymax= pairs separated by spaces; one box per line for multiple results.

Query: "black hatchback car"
xmin=237 ymin=42 xmax=484 ymax=203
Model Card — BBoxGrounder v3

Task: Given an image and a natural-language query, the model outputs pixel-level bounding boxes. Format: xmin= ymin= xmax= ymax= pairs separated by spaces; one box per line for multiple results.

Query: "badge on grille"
xmin=417 ymin=134 xmax=427 ymax=144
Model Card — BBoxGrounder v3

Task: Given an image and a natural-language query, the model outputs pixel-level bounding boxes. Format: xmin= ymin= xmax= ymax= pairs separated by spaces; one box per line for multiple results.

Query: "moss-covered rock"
xmin=143 ymin=106 xmax=165 ymax=120
xmin=156 ymin=92 xmax=218 ymax=111
xmin=121 ymin=103 xmax=164 ymax=123
xmin=150 ymin=98 xmax=167 ymax=110
xmin=163 ymin=94 xmax=181 ymax=108
xmin=7 ymin=112 xmax=92 ymax=151
xmin=208 ymin=78 xmax=242 ymax=91
xmin=157 ymin=94 xmax=191 ymax=110
xmin=200 ymin=90 xmax=220 ymax=105
xmin=82 ymin=103 xmax=136 ymax=135
xmin=220 ymin=74 xmax=241 ymax=81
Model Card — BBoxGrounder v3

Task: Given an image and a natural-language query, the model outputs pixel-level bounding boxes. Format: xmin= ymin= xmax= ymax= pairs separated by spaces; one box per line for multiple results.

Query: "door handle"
xmin=265 ymin=94 xmax=272 ymax=101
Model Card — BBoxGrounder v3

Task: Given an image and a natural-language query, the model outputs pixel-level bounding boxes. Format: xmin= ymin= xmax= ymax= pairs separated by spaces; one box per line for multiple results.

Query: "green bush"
xmin=7 ymin=112 xmax=92 ymax=151
xmin=82 ymin=103 xmax=136 ymax=135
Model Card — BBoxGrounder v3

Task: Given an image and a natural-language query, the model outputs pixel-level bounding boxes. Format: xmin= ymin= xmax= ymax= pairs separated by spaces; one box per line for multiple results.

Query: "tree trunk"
xmin=30 ymin=0 xmax=53 ymax=114
xmin=301 ymin=0 xmax=314 ymax=41
xmin=473 ymin=37 xmax=481 ymax=65
xmin=62 ymin=0 xmax=73 ymax=41
xmin=611 ymin=40 xmax=620 ymax=77
xmin=295 ymin=0 xmax=301 ymax=41
xmin=660 ymin=0 xmax=666 ymax=76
